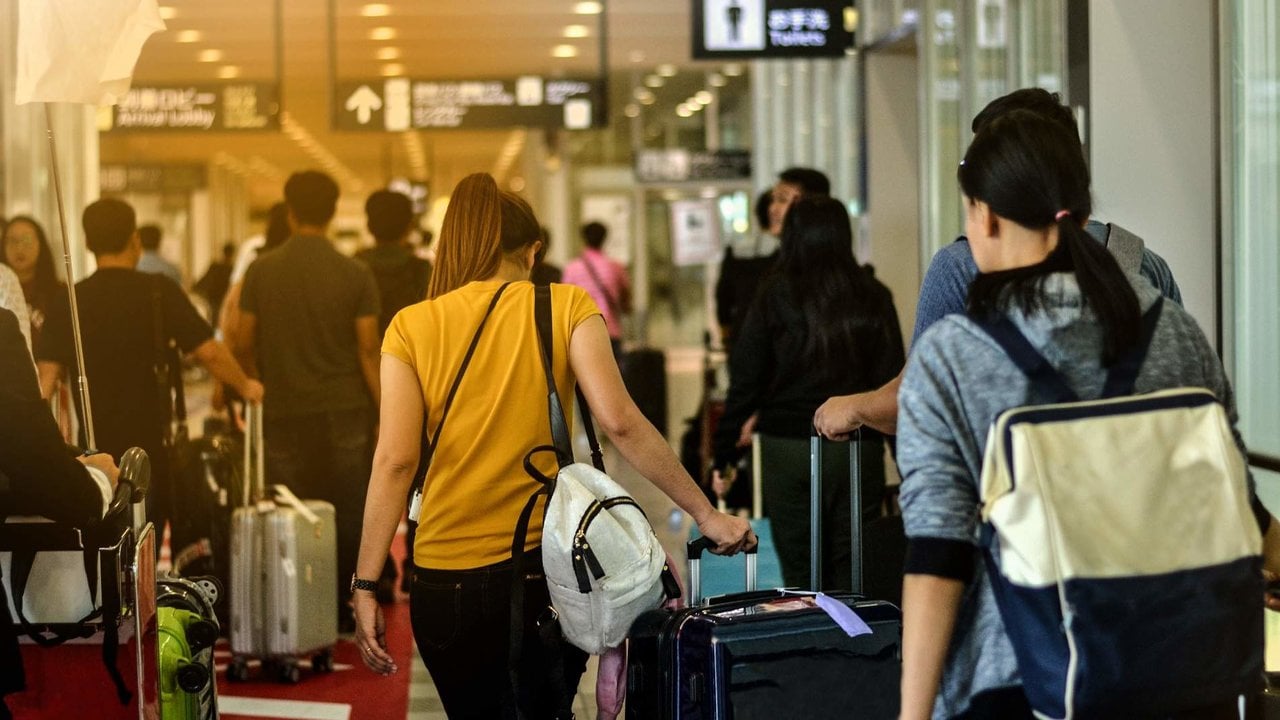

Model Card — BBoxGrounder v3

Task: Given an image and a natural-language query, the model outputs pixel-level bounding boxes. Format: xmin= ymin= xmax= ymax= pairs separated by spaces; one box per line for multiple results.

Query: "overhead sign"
xmin=100 ymin=164 xmax=207 ymax=193
xmin=98 ymin=83 xmax=280 ymax=132
xmin=693 ymin=0 xmax=855 ymax=59
xmin=333 ymin=77 xmax=603 ymax=131
xmin=635 ymin=149 xmax=752 ymax=184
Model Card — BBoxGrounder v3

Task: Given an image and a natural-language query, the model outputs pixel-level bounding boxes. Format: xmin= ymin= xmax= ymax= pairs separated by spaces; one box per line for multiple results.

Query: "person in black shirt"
xmin=36 ymin=198 xmax=262 ymax=552
xmin=356 ymin=189 xmax=431 ymax=337
xmin=712 ymin=196 xmax=904 ymax=590
xmin=715 ymin=190 xmax=778 ymax=350
xmin=193 ymin=241 xmax=235 ymax=328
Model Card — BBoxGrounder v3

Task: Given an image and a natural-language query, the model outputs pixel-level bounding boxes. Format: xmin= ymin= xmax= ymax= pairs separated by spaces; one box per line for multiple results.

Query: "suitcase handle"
xmin=687 ymin=537 xmax=757 ymax=606
xmin=270 ymin=484 xmax=322 ymax=527
xmin=242 ymin=403 xmax=265 ymax=507
xmin=811 ymin=428 xmax=863 ymax=594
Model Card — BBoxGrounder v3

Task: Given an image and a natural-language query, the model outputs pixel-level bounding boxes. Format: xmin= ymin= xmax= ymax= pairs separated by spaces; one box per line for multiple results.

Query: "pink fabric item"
xmin=595 ymin=551 xmax=686 ymax=719
xmin=562 ymin=248 xmax=630 ymax=340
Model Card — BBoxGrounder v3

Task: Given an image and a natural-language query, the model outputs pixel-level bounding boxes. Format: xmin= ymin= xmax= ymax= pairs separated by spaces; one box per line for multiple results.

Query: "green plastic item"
xmin=158 ymin=605 xmax=217 ymax=720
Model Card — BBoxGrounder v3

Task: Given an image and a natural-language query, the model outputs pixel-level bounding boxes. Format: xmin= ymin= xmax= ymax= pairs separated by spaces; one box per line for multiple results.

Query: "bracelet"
xmin=350 ymin=574 xmax=379 ymax=594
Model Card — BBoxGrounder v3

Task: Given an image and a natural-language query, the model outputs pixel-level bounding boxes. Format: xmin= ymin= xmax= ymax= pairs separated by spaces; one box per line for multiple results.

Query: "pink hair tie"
xmin=1055 ymin=209 xmax=1072 ymax=221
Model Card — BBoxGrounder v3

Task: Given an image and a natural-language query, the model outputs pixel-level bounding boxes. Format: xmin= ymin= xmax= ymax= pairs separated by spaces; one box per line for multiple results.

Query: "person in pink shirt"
xmin=562 ymin=221 xmax=631 ymax=355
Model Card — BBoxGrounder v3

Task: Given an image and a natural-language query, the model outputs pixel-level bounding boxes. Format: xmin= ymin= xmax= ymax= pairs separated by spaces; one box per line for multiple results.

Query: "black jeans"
xmin=758 ymin=434 xmax=886 ymax=591
xmin=411 ymin=552 xmax=589 ymax=719
xmin=264 ymin=406 xmax=373 ymax=614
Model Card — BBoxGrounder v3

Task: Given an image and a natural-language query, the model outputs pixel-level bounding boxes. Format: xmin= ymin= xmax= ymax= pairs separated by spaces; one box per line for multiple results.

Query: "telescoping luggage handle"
xmin=811 ymin=428 xmax=863 ymax=594
xmin=686 ymin=536 xmax=757 ymax=606
xmin=242 ymin=403 xmax=265 ymax=507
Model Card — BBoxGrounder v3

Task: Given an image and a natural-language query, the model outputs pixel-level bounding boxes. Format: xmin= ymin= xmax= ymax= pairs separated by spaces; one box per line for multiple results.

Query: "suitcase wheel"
xmin=226 ymin=657 xmax=250 ymax=683
xmin=312 ymin=649 xmax=335 ymax=674
xmin=176 ymin=660 xmax=210 ymax=694
xmin=277 ymin=661 xmax=302 ymax=684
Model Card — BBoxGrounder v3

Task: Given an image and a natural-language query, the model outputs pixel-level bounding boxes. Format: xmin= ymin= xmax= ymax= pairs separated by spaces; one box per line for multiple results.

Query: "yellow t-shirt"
xmin=382 ymin=280 xmax=601 ymax=570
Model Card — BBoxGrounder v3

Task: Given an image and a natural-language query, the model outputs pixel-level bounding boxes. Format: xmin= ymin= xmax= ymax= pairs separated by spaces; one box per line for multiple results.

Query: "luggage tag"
xmin=778 ymin=590 xmax=873 ymax=638
xmin=408 ymin=489 xmax=424 ymax=524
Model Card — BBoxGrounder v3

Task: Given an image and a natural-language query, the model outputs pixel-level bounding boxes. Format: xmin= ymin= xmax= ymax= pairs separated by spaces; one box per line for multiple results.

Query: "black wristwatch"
xmin=350 ymin=574 xmax=379 ymax=594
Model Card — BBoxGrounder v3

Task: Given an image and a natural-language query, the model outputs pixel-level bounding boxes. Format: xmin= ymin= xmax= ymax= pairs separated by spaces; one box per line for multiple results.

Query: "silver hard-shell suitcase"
xmin=226 ymin=404 xmax=337 ymax=683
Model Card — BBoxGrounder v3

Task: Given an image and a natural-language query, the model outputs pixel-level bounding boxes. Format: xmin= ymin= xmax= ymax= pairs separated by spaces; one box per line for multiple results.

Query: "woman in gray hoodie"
xmin=896 ymin=109 xmax=1280 ymax=720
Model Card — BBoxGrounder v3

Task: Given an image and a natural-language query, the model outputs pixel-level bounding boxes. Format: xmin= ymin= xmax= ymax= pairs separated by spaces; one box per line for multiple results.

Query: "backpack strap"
xmin=1105 ymin=223 xmax=1145 ymax=277
xmin=1101 ymin=299 xmax=1165 ymax=398
xmin=973 ymin=315 xmax=1079 ymax=403
xmin=534 ymin=284 xmax=606 ymax=472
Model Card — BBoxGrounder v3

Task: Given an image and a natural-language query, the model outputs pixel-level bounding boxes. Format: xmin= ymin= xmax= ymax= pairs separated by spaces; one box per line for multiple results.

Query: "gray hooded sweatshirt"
xmin=897 ymin=272 xmax=1255 ymax=720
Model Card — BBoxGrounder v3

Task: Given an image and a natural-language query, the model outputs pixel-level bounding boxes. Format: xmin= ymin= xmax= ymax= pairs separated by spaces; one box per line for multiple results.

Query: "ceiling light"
xmin=723 ymin=63 xmax=744 ymax=77
xmin=376 ymin=46 xmax=401 ymax=60
xmin=217 ymin=66 xmax=241 ymax=79
xmin=369 ymin=27 xmax=396 ymax=40
xmin=708 ymin=73 xmax=727 ymax=87
xmin=638 ymin=93 xmax=656 ymax=106
xmin=644 ymin=75 xmax=664 ymax=88
xmin=552 ymin=44 xmax=578 ymax=58
xmin=361 ymin=3 xmax=391 ymax=16
xmin=563 ymin=24 xmax=590 ymax=38
xmin=676 ymin=104 xmax=693 ymax=117
xmin=175 ymin=30 xmax=201 ymax=43
xmin=694 ymin=90 xmax=713 ymax=105
xmin=628 ymin=50 xmax=646 ymax=63
xmin=158 ymin=6 xmax=176 ymax=19
xmin=197 ymin=49 xmax=223 ymax=63
xmin=574 ymin=1 xmax=603 ymax=14
xmin=624 ymin=104 xmax=640 ymax=118
xmin=381 ymin=63 xmax=405 ymax=77
xmin=657 ymin=64 xmax=677 ymax=77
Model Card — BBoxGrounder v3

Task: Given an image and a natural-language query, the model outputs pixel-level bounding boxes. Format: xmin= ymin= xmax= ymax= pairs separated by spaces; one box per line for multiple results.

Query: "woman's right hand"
xmin=353 ymin=593 xmax=397 ymax=676
xmin=696 ymin=510 xmax=756 ymax=556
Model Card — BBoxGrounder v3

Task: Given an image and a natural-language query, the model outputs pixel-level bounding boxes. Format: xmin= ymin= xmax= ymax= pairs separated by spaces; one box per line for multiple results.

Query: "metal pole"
xmin=43 ymin=103 xmax=96 ymax=451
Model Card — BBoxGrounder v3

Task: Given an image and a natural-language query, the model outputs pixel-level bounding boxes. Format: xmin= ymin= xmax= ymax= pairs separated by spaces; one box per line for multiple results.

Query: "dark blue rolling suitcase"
xmin=627 ymin=433 xmax=902 ymax=719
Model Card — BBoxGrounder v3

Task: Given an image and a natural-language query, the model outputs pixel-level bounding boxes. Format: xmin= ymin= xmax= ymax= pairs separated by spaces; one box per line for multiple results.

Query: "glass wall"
xmin=914 ymin=0 xmax=1067 ymax=259
xmin=1225 ymin=0 xmax=1280 ymax=465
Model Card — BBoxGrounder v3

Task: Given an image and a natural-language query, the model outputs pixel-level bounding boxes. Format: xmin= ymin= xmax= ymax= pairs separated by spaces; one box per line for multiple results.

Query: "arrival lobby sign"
xmin=333 ymin=77 xmax=603 ymax=131
xmin=693 ymin=0 xmax=855 ymax=59
xmin=98 ymin=83 xmax=280 ymax=131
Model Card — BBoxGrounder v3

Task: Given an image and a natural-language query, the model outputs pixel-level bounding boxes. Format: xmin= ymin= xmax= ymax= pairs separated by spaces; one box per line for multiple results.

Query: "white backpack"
xmin=524 ymin=284 xmax=670 ymax=655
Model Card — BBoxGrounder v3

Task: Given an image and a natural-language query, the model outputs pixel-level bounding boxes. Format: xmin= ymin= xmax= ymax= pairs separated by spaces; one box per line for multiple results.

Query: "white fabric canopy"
xmin=15 ymin=0 xmax=165 ymax=106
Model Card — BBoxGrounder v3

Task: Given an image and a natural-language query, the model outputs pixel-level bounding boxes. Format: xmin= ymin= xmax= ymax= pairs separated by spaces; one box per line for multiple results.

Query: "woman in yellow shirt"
xmin=352 ymin=173 xmax=754 ymax=718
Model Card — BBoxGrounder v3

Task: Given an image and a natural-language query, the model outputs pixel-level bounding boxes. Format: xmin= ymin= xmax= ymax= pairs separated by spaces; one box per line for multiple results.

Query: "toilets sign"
xmin=694 ymin=0 xmax=854 ymax=58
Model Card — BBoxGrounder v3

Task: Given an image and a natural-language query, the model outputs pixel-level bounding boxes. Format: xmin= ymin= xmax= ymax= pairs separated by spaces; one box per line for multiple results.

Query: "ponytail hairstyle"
xmin=773 ymin=195 xmax=886 ymax=382
xmin=428 ymin=173 xmax=541 ymax=298
xmin=958 ymin=109 xmax=1140 ymax=364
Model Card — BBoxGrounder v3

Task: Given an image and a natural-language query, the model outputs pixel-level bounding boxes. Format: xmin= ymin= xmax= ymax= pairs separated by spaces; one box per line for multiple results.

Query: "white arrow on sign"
xmin=345 ymin=85 xmax=383 ymax=124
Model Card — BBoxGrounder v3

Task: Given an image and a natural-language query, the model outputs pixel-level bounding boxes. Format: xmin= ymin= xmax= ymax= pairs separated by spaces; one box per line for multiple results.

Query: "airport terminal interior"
xmin=1 ymin=0 xmax=1279 ymax=718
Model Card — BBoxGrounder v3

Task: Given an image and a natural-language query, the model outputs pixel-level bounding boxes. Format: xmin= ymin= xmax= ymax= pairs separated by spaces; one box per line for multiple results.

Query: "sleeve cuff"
xmin=905 ymin=537 xmax=976 ymax=582
xmin=83 ymin=466 xmax=113 ymax=519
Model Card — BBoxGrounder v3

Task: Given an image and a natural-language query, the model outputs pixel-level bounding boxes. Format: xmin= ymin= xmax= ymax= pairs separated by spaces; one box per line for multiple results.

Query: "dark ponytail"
xmin=959 ymin=110 xmax=1140 ymax=364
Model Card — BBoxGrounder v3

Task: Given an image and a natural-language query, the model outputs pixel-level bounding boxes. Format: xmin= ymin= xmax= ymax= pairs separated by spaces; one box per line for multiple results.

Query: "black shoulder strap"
xmin=1101 ymin=298 xmax=1164 ymax=398
xmin=973 ymin=315 xmax=1079 ymax=404
xmin=534 ymin=284 xmax=605 ymax=472
xmin=410 ymin=283 xmax=511 ymax=496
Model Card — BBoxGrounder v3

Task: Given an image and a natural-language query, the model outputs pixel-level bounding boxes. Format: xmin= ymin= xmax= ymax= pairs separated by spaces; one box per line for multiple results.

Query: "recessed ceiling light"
xmin=676 ymin=105 xmax=693 ymax=118
xmin=628 ymin=50 xmax=646 ymax=63
xmin=175 ymin=30 xmax=201 ymax=43
xmin=624 ymin=104 xmax=640 ymax=118
xmin=552 ymin=44 xmax=578 ymax=58
xmin=644 ymin=75 xmax=664 ymax=88
xmin=381 ymin=63 xmax=405 ymax=77
xmin=694 ymin=90 xmax=713 ymax=105
xmin=158 ymin=6 xmax=177 ymax=19
xmin=708 ymin=73 xmax=727 ymax=87
xmin=361 ymin=3 xmax=391 ymax=16
xmin=637 ymin=91 xmax=656 ymax=105
xmin=217 ymin=65 xmax=241 ymax=79
xmin=656 ymin=64 xmax=677 ymax=77
xmin=369 ymin=27 xmax=396 ymax=40
xmin=722 ymin=63 xmax=744 ymax=77
xmin=563 ymin=24 xmax=590 ymax=38
xmin=198 ymin=49 xmax=223 ymax=63
xmin=376 ymin=47 xmax=401 ymax=60
xmin=574 ymin=1 xmax=603 ymax=14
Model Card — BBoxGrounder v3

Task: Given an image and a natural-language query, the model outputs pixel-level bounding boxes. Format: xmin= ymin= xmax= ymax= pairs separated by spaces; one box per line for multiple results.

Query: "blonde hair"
xmin=428 ymin=173 xmax=540 ymax=298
